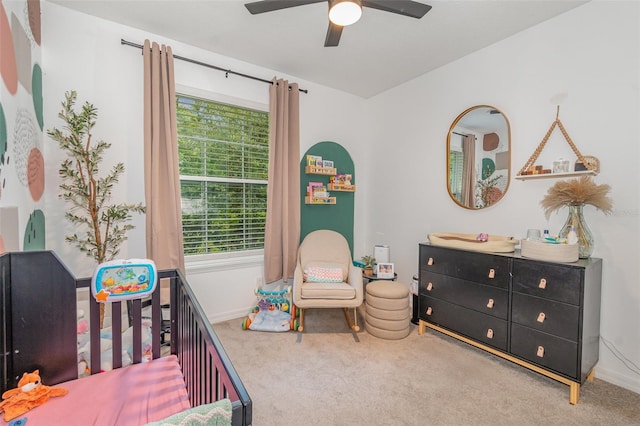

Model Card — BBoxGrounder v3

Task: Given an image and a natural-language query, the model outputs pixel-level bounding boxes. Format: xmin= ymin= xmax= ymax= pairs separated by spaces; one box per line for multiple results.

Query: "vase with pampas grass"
xmin=540 ymin=176 xmax=612 ymax=258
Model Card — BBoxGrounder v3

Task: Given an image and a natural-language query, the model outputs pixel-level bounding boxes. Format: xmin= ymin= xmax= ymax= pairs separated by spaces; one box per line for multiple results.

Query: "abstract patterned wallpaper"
xmin=0 ymin=0 xmax=45 ymax=252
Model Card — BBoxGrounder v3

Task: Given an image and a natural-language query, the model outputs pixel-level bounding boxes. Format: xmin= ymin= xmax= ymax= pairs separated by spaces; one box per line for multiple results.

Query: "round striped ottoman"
xmin=365 ymin=280 xmax=411 ymax=339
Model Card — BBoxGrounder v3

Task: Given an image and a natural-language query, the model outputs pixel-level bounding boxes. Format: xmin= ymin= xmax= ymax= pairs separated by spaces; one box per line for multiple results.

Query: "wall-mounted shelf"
xmin=304 ymin=155 xmax=354 ymax=205
xmin=327 ymin=183 xmax=356 ymax=192
xmin=305 ymin=166 xmax=336 ymax=175
xmin=517 ymin=106 xmax=600 ymax=180
xmin=515 ymin=170 xmax=598 ymax=181
xmin=305 ymin=196 xmax=336 ymax=205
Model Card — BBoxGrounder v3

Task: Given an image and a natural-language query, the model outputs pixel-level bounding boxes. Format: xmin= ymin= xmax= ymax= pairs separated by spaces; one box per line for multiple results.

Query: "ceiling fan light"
xmin=329 ymin=0 xmax=362 ymax=26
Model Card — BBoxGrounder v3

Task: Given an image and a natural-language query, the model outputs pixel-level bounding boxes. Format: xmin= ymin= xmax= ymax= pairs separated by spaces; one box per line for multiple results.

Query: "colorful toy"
xmin=242 ymin=287 xmax=299 ymax=332
xmin=0 ymin=370 xmax=68 ymax=421
xmin=92 ymin=259 xmax=157 ymax=303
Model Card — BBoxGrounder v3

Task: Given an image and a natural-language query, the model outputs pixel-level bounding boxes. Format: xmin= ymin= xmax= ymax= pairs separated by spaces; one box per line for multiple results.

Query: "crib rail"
xmin=78 ymin=269 xmax=252 ymax=425
xmin=165 ymin=269 xmax=252 ymax=426
xmin=0 ymin=252 xmax=251 ymax=425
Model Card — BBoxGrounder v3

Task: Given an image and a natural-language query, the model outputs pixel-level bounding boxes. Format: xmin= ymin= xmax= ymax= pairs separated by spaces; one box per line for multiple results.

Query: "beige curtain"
xmin=264 ymin=79 xmax=301 ymax=284
xmin=143 ymin=40 xmax=185 ymax=274
xmin=461 ymin=134 xmax=476 ymax=208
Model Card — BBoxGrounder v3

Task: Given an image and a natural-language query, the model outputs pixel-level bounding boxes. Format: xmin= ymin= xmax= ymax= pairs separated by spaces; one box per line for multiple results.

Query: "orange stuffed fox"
xmin=0 ymin=370 xmax=68 ymax=421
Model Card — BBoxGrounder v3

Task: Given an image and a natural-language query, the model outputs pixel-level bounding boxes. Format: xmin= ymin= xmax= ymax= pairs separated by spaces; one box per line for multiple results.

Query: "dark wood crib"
xmin=0 ymin=251 xmax=252 ymax=425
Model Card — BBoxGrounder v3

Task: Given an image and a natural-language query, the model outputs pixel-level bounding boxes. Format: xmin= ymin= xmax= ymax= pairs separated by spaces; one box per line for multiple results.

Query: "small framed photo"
xmin=377 ymin=262 xmax=394 ymax=279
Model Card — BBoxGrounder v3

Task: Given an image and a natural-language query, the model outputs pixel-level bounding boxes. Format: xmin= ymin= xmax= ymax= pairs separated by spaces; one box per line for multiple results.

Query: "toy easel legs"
xmin=296 ymin=307 xmax=359 ymax=332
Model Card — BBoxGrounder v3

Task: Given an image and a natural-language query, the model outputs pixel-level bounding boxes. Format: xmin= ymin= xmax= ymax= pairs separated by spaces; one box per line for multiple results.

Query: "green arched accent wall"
xmin=300 ymin=141 xmax=355 ymax=254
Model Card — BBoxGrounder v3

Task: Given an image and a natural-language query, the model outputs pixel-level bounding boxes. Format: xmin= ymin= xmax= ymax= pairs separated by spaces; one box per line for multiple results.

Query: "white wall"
xmin=366 ymin=1 xmax=639 ymax=393
xmin=41 ymin=1 xmax=369 ymax=322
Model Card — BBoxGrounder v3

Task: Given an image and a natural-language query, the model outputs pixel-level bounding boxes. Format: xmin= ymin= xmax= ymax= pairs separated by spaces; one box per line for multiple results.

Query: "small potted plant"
xmin=361 ymin=255 xmax=376 ymax=277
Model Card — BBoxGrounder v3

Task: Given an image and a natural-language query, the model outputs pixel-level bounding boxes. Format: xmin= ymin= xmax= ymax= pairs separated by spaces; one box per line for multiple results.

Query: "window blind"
xmin=177 ymin=94 xmax=269 ymax=255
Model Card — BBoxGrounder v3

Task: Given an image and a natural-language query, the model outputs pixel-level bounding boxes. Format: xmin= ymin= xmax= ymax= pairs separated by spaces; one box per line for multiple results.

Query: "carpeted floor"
xmin=213 ymin=309 xmax=640 ymax=426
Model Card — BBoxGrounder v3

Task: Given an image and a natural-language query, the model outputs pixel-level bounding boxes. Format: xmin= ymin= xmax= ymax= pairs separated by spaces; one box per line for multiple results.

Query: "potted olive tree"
xmin=47 ymin=91 xmax=145 ymax=327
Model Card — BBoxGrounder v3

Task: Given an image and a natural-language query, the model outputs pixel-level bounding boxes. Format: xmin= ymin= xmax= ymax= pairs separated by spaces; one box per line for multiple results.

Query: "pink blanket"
xmin=1 ymin=355 xmax=190 ymax=426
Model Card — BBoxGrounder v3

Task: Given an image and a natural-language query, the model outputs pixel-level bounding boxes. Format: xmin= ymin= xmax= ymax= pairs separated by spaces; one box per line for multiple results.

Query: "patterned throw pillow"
xmin=146 ymin=399 xmax=232 ymax=426
xmin=304 ymin=266 xmax=343 ymax=283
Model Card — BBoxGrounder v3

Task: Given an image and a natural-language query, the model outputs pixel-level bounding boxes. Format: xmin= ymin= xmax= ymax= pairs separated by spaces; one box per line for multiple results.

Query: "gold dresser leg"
xmin=569 ymin=382 xmax=580 ymax=405
xmin=418 ymin=319 xmax=426 ymax=335
xmin=570 ymin=367 xmax=596 ymax=404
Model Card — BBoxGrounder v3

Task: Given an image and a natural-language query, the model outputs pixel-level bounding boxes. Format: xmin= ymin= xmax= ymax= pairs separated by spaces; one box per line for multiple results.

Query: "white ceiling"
xmin=47 ymin=0 xmax=588 ymax=98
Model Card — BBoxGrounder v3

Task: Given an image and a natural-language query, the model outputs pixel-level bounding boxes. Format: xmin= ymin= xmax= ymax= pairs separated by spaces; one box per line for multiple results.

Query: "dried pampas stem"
xmin=540 ymin=176 xmax=612 ymax=220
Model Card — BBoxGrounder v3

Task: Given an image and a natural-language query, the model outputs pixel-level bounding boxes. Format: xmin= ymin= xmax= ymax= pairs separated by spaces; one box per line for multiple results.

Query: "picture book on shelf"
xmin=306 ymin=154 xmax=322 ymax=167
xmin=334 ymin=174 xmax=352 ymax=186
xmin=307 ymin=182 xmax=326 ymax=197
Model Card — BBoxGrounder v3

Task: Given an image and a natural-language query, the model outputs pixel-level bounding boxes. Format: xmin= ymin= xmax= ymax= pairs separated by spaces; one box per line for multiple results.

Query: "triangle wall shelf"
xmin=517 ymin=106 xmax=599 ymax=180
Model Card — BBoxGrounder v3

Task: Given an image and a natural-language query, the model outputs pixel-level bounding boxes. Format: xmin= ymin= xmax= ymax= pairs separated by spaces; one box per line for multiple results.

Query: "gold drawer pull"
xmin=426 ymin=282 xmax=433 ymax=291
xmin=486 ymin=329 xmax=494 ymax=339
xmin=486 ymin=298 xmax=495 ymax=309
xmin=488 ymin=269 xmax=495 ymax=278
xmin=537 ymin=346 xmax=545 ymax=358
xmin=538 ymin=278 xmax=547 ymax=289
xmin=426 ymin=307 xmax=433 ymax=316
xmin=427 ymin=257 xmax=434 ymax=266
xmin=537 ymin=312 xmax=546 ymax=323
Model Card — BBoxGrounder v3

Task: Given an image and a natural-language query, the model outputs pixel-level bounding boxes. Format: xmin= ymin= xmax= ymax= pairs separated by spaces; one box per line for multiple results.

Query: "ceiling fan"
xmin=244 ymin=0 xmax=432 ymax=47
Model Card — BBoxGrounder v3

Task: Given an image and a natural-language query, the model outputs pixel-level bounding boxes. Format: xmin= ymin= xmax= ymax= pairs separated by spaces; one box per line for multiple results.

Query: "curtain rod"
xmin=452 ymin=131 xmax=478 ymax=140
xmin=121 ymin=39 xmax=308 ymax=94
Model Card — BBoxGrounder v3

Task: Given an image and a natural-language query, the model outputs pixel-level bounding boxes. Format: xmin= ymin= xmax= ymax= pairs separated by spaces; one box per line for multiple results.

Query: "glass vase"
xmin=558 ymin=204 xmax=594 ymax=258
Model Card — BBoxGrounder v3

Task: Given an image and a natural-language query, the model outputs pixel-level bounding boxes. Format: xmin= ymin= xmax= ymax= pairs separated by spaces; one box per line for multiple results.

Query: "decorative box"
xmin=521 ymin=240 xmax=579 ymax=263
xmin=428 ymin=233 xmax=518 ymax=253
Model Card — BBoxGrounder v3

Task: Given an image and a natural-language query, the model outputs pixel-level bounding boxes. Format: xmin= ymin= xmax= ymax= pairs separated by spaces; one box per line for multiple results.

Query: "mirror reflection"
xmin=447 ymin=105 xmax=510 ymax=209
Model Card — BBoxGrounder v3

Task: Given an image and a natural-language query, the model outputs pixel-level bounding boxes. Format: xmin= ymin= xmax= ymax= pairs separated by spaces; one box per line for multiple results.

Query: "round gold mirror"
xmin=447 ymin=105 xmax=510 ymax=209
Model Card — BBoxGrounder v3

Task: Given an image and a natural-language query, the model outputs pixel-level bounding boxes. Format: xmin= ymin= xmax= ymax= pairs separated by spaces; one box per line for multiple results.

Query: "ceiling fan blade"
xmin=361 ymin=1 xmax=432 ymax=19
xmin=324 ymin=22 xmax=343 ymax=47
xmin=245 ymin=0 xmax=326 ymax=15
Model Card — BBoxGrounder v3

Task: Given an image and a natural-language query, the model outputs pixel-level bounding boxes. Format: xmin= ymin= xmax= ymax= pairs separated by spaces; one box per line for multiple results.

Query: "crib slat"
xmin=89 ymin=297 xmax=101 ymax=375
xmin=151 ymin=281 xmax=162 ymax=359
xmin=112 ymin=303 xmax=123 ymax=369
xmin=131 ymin=299 xmax=142 ymax=364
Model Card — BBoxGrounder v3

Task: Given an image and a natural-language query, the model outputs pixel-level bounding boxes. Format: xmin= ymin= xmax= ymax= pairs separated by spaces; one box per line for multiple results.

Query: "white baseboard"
xmin=209 ymin=307 xmax=250 ymax=325
xmin=595 ymin=366 xmax=640 ymax=395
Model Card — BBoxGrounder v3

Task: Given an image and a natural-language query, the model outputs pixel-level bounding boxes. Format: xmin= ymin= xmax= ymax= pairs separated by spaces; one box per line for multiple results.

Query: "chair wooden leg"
xmin=343 ymin=307 xmax=360 ymax=332
xmin=298 ymin=308 xmax=304 ymax=332
xmin=353 ymin=307 xmax=359 ymax=332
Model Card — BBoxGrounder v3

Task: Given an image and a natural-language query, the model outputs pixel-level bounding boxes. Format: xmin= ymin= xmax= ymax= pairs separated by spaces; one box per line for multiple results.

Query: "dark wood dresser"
xmin=418 ymin=243 xmax=602 ymax=404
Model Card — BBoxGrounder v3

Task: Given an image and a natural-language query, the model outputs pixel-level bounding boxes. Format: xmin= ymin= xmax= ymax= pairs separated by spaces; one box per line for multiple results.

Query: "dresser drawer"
xmin=511 ymin=324 xmax=579 ymax=379
xmin=420 ymin=245 xmax=510 ymax=288
xmin=420 ymin=295 xmax=507 ymax=350
xmin=420 ymin=272 xmax=508 ymax=319
xmin=512 ymin=258 xmax=582 ymax=305
xmin=511 ymin=292 xmax=579 ymax=341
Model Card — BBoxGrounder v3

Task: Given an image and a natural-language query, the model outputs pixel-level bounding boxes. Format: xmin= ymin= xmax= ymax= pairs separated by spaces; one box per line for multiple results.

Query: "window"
xmin=176 ymin=93 xmax=269 ymax=257
xmin=449 ymin=150 xmax=463 ymax=203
